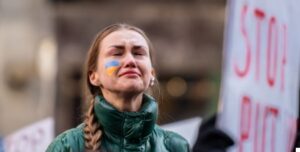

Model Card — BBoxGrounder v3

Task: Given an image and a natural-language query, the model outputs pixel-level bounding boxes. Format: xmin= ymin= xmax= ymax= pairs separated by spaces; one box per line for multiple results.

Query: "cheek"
xmin=145 ymin=61 xmax=153 ymax=75
xmin=140 ymin=61 xmax=153 ymax=79
xmin=104 ymin=60 xmax=120 ymax=76
xmin=95 ymin=62 xmax=109 ymax=81
xmin=106 ymin=67 xmax=118 ymax=76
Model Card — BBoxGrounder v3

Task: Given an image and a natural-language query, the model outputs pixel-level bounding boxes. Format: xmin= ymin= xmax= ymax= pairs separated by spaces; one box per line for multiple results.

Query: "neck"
xmin=101 ymin=90 xmax=143 ymax=112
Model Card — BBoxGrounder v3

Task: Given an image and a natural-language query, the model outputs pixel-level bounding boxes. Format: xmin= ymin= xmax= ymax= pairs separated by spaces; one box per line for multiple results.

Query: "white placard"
xmin=161 ymin=117 xmax=202 ymax=148
xmin=3 ymin=118 xmax=54 ymax=152
xmin=218 ymin=0 xmax=300 ymax=152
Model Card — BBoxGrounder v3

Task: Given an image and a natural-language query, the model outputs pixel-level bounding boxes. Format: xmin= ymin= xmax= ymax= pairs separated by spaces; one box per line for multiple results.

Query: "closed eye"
xmin=133 ymin=49 xmax=146 ymax=56
xmin=111 ymin=49 xmax=123 ymax=56
xmin=133 ymin=52 xmax=144 ymax=56
xmin=113 ymin=52 xmax=123 ymax=56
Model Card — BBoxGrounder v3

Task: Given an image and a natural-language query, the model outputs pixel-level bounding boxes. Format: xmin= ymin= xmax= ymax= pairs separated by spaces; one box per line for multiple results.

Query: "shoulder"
xmin=46 ymin=124 xmax=85 ymax=152
xmin=154 ymin=125 xmax=190 ymax=152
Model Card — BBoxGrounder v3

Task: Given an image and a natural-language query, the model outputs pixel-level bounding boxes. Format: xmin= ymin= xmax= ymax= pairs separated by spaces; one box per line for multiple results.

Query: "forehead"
xmin=100 ymin=29 xmax=149 ymax=49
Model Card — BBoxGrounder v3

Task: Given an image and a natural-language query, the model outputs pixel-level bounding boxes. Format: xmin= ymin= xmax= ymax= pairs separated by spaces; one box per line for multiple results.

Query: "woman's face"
xmin=90 ymin=29 xmax=154 ymax=95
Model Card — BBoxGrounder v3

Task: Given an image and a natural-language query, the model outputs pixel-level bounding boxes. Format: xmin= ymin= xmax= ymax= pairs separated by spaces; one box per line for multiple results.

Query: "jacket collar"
xmin=94 ymin=94 xmax=158 ymax=144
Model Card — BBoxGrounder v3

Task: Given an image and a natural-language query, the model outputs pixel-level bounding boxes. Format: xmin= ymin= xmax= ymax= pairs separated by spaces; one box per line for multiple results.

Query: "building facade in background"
xmin=0 ymin=0 xmax=226 ymax=137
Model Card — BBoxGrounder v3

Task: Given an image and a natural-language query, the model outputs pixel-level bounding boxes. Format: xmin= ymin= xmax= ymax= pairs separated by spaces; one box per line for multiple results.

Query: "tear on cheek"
xmin=105 ymin=60 xmax=120 ymax=76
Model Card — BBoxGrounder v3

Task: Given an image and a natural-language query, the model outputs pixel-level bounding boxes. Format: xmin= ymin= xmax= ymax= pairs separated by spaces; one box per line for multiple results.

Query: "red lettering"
xmin=239 ymin=95 xmax=252 ymax=152
xmin=235 ymin=5 xmax=251 ymax=78
xmin=254 ymin=9 xmax=265 ymax=82
xmin=239 ymin=96 xmax=284 ymax=152
xmin=235 ymin=6 xmax=288 ymax=92
xmin=262 ymin=107 xmax=279 ymax=152
xmin=267 ymin=17 xmax=278 ymax=87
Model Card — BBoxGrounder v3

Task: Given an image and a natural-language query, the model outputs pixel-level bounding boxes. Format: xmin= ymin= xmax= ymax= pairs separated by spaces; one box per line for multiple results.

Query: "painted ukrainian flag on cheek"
xmin=105 ymin=60 xmax=120 ymax=76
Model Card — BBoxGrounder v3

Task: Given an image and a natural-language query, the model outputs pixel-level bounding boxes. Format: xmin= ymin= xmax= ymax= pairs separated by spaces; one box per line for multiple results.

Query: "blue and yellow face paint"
xmin=105 ymin=60 xmax=120 ymax=76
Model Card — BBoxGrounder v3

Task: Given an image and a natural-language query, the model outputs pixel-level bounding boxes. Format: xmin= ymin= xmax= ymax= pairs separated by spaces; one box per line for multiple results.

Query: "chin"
xmin=121 ymin=84 xmax=145 ymax=94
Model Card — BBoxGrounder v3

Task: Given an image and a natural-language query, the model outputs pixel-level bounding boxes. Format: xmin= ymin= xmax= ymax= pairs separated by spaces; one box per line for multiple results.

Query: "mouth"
xmin=120 ymin=71 xmax=141 ymax=77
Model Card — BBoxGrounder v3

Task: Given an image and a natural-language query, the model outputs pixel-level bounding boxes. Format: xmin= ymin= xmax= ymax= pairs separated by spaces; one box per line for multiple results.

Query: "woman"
xmin=46 ymin=23 xmax=190 ymax=152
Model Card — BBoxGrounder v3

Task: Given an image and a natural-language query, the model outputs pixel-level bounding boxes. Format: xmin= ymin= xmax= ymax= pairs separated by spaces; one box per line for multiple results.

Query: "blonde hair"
xmin=83 ymin=23 xmax=158 ymax=151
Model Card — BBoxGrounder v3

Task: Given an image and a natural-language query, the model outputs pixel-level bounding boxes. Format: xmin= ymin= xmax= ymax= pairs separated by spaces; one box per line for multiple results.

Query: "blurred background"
xmin=0 ymin=0 xmax=226 ymax=136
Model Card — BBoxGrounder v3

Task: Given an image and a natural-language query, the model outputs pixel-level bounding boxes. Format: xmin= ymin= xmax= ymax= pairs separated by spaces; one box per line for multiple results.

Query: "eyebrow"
xmin=109 ymin=45 xmax=147 ymax=50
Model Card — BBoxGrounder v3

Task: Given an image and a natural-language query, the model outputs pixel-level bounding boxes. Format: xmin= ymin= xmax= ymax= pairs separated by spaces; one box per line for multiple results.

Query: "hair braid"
xmin=84 ymin=98 xmax=103 ymax=151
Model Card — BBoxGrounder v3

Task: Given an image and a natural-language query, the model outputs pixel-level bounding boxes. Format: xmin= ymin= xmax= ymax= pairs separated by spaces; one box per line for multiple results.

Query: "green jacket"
xmin=47 ymin=94 xmax=190 ymax=152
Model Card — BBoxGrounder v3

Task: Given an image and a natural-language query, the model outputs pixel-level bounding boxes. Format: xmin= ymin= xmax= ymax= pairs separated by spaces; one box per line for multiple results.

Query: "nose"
xmin=123 ymin=53 xmax=137 ymax=68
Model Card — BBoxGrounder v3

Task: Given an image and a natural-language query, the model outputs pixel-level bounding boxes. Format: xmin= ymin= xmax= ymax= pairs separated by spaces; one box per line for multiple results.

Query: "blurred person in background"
xmin=192 ymin=115 xmax=234 ymax=152
xmin=46 ymin=23 xmax=189 ymax=152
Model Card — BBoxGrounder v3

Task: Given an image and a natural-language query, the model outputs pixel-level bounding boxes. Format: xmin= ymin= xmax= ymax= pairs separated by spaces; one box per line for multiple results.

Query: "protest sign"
xmin=218 ymin=0 xmax=300 ymax=151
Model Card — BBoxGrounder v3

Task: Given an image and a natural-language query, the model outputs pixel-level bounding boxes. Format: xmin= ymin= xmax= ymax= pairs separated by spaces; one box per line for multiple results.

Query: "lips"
xmin=119 ymin=70 xmax=141 ymax=77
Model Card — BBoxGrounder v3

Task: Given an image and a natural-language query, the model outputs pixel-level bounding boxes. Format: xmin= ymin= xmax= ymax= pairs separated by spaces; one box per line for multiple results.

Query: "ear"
xmin=151 ymin=68 xmax=156 ymax=78
xmin=89 ymin=71 xmax=101 ymax=86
